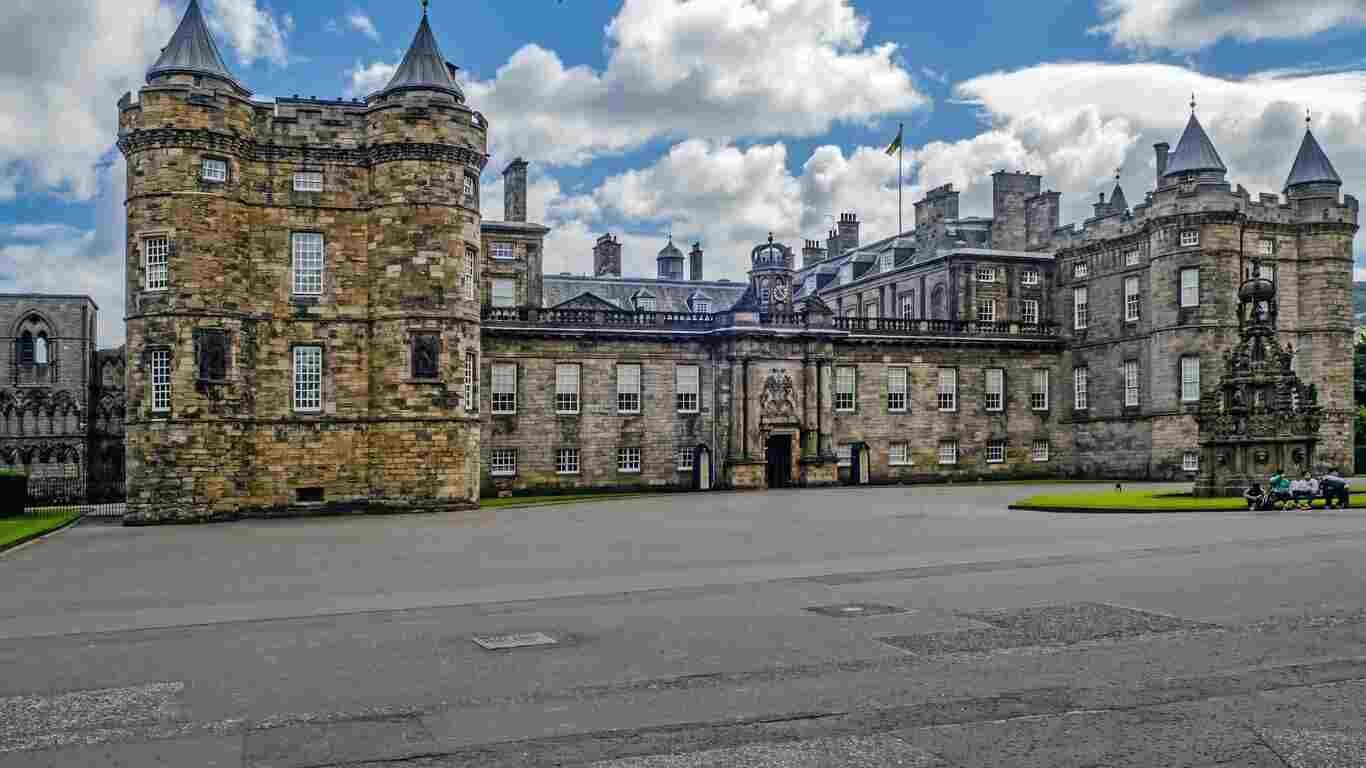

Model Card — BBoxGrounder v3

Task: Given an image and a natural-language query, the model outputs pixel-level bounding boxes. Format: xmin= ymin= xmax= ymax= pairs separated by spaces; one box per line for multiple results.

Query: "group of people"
xmin=1244 ymin=468 xmax=1351 ymax=510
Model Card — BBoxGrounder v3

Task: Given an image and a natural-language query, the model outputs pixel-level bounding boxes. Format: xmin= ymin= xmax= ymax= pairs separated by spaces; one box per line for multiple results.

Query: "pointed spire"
xmin=376 ymin=7 xmax=464 ymax=101
xmin=147 ymin=0 xmax=249 ymax=94
xmin=1109 ymin=168 xmax=1128 ymax=211
xmin=1164 ymin=110 xmax=1226 ymax=177
xmin=1284 ymin=125 xmax=1342 ymax=189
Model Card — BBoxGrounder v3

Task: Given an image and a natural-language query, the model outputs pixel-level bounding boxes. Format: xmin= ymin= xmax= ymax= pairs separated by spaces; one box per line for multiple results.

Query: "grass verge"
xmin=1011 ymin=488 xmax=1366 ymax=512
xmin=0 ymin=511 xmax=82 ymax=552
xmin=478 ymin=492 xmax=649 ymax=510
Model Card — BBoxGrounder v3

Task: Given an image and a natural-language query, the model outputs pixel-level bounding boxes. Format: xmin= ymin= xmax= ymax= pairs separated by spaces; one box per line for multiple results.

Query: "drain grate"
xmin=472 ymin=631 xmax=559 ymax=650
xmin=805 ymin=603 xmax=909 ymax=618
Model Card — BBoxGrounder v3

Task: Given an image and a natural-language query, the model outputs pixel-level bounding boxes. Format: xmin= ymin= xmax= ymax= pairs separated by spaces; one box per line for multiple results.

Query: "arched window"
xmin=34 ymin=333 xmax=48 ymax=365
xmin=18 ymin=331 xmax=34 ymax=367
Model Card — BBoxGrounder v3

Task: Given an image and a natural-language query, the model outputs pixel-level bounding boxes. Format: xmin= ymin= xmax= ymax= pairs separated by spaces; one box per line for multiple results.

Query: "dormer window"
xmin=881 ymin=252 xmax=894 ymax=272
xmin=637 ymin=296 xmax=656 ymax=312
xmin=691 ymin=298 xmax=710 ymax=313
xmin=201 ymin=158 xmax=227 ymax=183
xmin=1073 ymin=261 xmax=1088 ymax=279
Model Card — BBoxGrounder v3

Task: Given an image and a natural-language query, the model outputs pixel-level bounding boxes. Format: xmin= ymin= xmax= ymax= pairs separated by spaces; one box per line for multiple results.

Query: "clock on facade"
xmin=772 ymin=283 xmax=789 ymax=301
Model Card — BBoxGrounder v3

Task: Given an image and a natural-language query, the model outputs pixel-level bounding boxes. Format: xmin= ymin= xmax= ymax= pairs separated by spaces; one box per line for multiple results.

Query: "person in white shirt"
xmin=1290 ymin=473 xmax=1318 ymax=509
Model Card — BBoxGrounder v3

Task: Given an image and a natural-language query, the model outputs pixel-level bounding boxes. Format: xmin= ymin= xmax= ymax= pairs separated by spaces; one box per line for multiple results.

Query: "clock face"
xmin=772 ymin=282 xmax=789 ymax=301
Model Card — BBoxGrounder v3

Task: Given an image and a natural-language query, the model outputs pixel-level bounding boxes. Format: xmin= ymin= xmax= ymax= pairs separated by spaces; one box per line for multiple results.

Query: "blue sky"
xmin=4 ymin=0 xmax=1366 ymax=344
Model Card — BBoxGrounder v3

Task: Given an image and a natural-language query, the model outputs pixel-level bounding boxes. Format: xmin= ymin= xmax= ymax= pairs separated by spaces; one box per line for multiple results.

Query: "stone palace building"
xmin=117 ymin=1 xmax=1358 ymax=521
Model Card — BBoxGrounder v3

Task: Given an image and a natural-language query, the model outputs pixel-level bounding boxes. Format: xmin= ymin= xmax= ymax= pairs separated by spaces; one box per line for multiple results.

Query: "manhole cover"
xmin=805 ymin=603 xmax=909 ymax=618
xmin=472 ymin=632 xmax=559 ymax=650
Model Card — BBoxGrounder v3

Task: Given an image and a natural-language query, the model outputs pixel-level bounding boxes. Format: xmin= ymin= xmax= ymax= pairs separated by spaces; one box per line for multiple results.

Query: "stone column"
xmin=727 ymin=357 xmax=740 ymax=461
xmin=802 ymin=357 xmax=816 ymax=457
xmin=741 ymin=358 xmax=751 ymax=459
xmin=817 ymin=359 xmax=834 ymax=456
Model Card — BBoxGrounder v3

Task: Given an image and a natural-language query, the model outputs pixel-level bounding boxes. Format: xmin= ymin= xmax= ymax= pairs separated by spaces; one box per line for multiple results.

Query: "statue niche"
xmin=759 ymin=367 xmax=798 ymax=424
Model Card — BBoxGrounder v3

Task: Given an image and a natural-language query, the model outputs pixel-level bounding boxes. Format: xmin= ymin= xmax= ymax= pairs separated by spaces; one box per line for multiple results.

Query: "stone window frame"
xmin=616 ymin=363 xmax=642 ymax=414
xmin=691 ymin=298 xmax=711 ymax=314
xmin=986 ymin=439 xmax=1006 ymax=464
xmin=1180 ymin=355 xmax=1201 ymax=403
xmin=193 ymin=328 xmax=230 ymax=384
xmin=1180 ymin=267 xmax=1200 ymax=308
xmin=142 ymin=233 xmax=172 ymax=292
xmin=975 ymin=265 xmax=996 ymax=283
xmin=1179 ymin=229 xmax=1200 ymax=248
xmin=1030 ymin=368 xmax=1049 ymax=411
xmin=617 ymin=446 xmax=642 ymax=474
xmin=938 ymin=439 xmax=958 ymax=465
xmin=636 ymin=295 xmax=657 ymax=313
xmin=887 ymin=366 xmax=909 ymax=413
xmin=463 ymin=173 xmax=478 ymax=206
xmin=1123 ymin=359 xmax=1140 ymax=408
xmin=1073 ymin=286 xmax=1089 ymax=330
xmin=464 ymin=351 xmax=478 ymax=414
xmin=937 ymin=367 xmax=958 ymax=412
xmin=1031 ymin=439 xmax=1050 ymax=462
xmin=1021 ymin=298 xmax=1039 ymax=325
xmin=984 ymin=367 xmax=1004 ymax=412
xmin=491 ymin=276 xmax=517 ymax=308
xmin=676 ymin=364 xmax=700 ymax=413
xmin=292 ymin=169 xmax=324 ymax=193
xmin=676 ymin=446 xmax=695 ymax=471
xmin=1021 ymin=268 xmax=1040 ymax=287
xmin=1182 ymin=451 xmax=1200 ymax=472
xmin=889 ymin=442 xmax=911 ymax=466
xmin=555 ymin=447 xmax=580 ymax=475
xmin=490 ymin=241 xmax=516 ymax=261
xmin=880 ymin=251 xmax=894 ymax=273
xmin=834 ymin=366 xmax=856 ymax=412
xmin=291 ymin=343 xmax=325 ymax=414
xmin=1258 ymin=238 xmax=1276 ymax=257
xmin=408 ymin=331 xmax=442 ymax=382
xmin=555 ymin=363 xmax=581 ymax=415
xmin=464 ymin=246 xmax=477 ymax=301
xmin=899 ymin=292 xmax=916 ymax=319
xmin=1073 ymin=366 xmax=1089 ymax=411
xmin=976 ymin=299 xmax=995 ymax=323
xmin=291 ymin=231 xmax=325 ymax=297
xmin=1124 ymin=276 xmax=1141 ymax=322
xmin=490 ymin=363 xmax=517 ymax=414
xmin=200 ymin=156 xmax=228 ymax=184
xmin=147 ymin=345 xmax=173 ymax=416
xmin=489 ymin=448 xmax=517 ymax=477
xmin=836 ymin=443 xmax=853 ymax=467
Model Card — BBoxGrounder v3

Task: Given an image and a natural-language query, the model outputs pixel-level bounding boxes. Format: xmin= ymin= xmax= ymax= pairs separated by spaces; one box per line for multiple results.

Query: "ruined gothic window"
xmin=194 ymin=329 xmax=228 ymax=383
xmin=411 ymin=333 xmax=440 ymax=380
xmin=17 ymin=332 xmax=34 ymax=367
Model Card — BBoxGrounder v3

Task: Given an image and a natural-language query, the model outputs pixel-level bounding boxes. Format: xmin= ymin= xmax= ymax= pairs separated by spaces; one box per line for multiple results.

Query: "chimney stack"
xmin=801 ymin=239 xmax=826 ymax=268
xmin=689 ymin=242 xmax=704 ymax=281
xmin=503 ymin=157 xmax=528 ymax=222
xmin=826 ymin=228 xmax=841 ymax=257
xmin=837 ymin=212 xmax=860 ymax=251
xmin=1153 ymin=142 xmax=1169 ymax=187
xmin=593 ymin=233 xmax=621 ymax=278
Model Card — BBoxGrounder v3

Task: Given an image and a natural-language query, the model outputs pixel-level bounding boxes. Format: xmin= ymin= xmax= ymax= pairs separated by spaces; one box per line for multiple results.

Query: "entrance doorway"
xmin=765 ymin=435 xmax=793 ymax=489
xmin=849 ymin=442 xmax=871 ymax=485
xmin=693 ymin=445 xmax=713 ymax=491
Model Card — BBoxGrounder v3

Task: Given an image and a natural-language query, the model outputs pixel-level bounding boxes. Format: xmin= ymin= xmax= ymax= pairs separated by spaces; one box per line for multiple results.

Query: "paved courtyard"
xmin=1 ymin=482 xmax=1364 ymax=766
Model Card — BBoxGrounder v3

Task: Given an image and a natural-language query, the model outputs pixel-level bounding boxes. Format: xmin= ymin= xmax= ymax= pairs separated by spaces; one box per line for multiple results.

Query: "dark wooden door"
xmin=766 ymin=435 xmax=792 ymax=489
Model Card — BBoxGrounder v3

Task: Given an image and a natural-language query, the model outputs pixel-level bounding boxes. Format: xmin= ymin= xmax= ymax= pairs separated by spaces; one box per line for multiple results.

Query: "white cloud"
xmin=1093 ymin=0 xmax=1366 ymax=52
xmin=205 ymin=0 xmax=290 ymax=67
xmin=346 ymin=11 xmax=379 ymax=41
xmin=344 ymin=60 xmax=397 ymax=98
xmin=465 ymin=0 xmax=925 ymax=167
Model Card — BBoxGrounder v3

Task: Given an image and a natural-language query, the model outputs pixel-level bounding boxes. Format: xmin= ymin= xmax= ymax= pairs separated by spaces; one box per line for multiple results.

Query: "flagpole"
xmin=897 ymin=122 xmax=903 ymax=235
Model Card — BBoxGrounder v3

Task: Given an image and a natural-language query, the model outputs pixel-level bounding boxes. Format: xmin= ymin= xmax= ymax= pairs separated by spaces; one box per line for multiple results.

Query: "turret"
xmin=689 ymin=242 xmax=704 ymax=281
xmin=594 ymin=233 xmax=622 ymax=278
xmin=657 ymin=237 xmax=685 ymax=281
xmin=503 ymin=158 xmax=528 ymax=222
xmin=1283 ymin=118 xmax=1343 ymax=211
xmin=1162 ymin=101 xmax=1226 ymax=188
xmin=145 ymin=0 xmax=250 ymax=97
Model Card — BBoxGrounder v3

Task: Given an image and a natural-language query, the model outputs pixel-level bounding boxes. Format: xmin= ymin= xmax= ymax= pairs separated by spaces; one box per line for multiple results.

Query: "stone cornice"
xmin=116 ymin=128 xmax=489 ymax=170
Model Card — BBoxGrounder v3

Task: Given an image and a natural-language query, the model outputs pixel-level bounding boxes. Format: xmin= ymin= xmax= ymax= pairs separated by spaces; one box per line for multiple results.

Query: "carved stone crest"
xmin=759 ymin=368 xmax=797 ymax=422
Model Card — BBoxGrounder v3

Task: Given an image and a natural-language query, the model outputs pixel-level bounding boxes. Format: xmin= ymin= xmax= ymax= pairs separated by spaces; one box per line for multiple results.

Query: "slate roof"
xmin=1284 ymin=128 xmax=1342 ymax=188
xmin=378 ymin=12 xmax=464 ymax=100
xmin=147 ymin=0 xmax=248 ymax=93
xmin=1164 ymin=113 xmax=1226 ymax=177
xmin=1109 ymin=182 xmax=1128 ymax=211
xmin=543 ymin=275 xmax=748 ymax=312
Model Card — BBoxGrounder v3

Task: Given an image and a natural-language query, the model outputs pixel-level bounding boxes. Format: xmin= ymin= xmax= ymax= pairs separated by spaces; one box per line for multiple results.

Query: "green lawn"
xmin=0 ymin=511 xmax=81 ymax=550
xmin=1012 ymin=488 xmax=1366 ymax=511
xmin=478 ymin=492 xmax=649 ymax=510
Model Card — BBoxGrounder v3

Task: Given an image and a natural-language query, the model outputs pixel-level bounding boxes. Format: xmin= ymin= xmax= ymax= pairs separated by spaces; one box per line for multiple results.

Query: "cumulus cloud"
xmin=343 ymin=60 xmax=397 ymax=98
xmin=346 ymin=11 xmax=378 ymax=41
xmin=1093 ymin=0 xmax=1366 ymax=52
xmin=465 ymin=0 xmax=925 ymax=167
xmin=205 ymin=0 xmax=291 ymax=66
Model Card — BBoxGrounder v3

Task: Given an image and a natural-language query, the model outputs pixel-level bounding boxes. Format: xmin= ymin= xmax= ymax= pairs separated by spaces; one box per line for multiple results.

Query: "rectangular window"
xmin=293 ymin=171 xmax=323 ymax=192
xmin=555 ymin=363 xmax=580 ymax=414
xmin=1124 ymin=276 xmax=1140 ymax=321
xmin=1021 ymin=299 xmax=1039 ymax=325
xmin=835 ymin=366 xmax=856 ymax=411
xmin=986 ymin=440 xmax=1005 ymax=464
xmin=1031 ymin=369 xmax=1049 ymax=411
xmin=1073 ymin=286 xmax=1088 ymax=330
xmin=985 ymin=368 xmax=1004 ymax=412
xmin=1022 ymin=269 xmax=1040 ymax=286
xmin=1124 ymin=360 xmax=1140 ymax=407
xmin=293 ymin=346 xmax=322 ymax=413
xmin=490 ymin=448 xmax=516 ymax=477
xmin=837 ymin=444 xmax=852 ymax=467
xmin=463 ymin=175 xmax=475 ymax=201
xmin=938 ymin=439 xmax=958 ymax=465
xmin=617 ymin=364 xmax=641 ymax=414
xmin=1031 ymin=439 xmax=1050 ymax=462
xmin=491 ymin=242 xmax=515 ymax=260
xmin=463 ymin=248 xmax=476 ymax=301
xmin=195 ymin=329 xmax=229 ymax=383
xmin=637 ymin=296 xmax=657 ymax=312
xmin=1180 ymin=229 xmax=1199 ymax=247
xmin=618 ymin=447 xmax=641 ymax=473
xmin=555 ymin=448 xmax=580 ymax=475
xmin=491 ymin=363 xmax=517 ymax=414
xmin=291 ymin=233 xmax=324 ymax=296
xmin=976 ymin=265 xmax=996 ymax=282
xmin=676 ymin=446 xmax=695 ymax=471
xmin=464 ymin=352 xmax=478 ymax=413
xmin=201 ymin=157 xmax=227 ymax=182
xmin=411 ymin=333 xmax=440 ymax=380
xmin=144 ymin=236 xmax=170 ymax=291
xmin=1259 ymin=238 xmax=1275 ymax=256
xmin=1073 ymin=261 xmax=1088 ymax=279
xmin=1183 ymin=451 xmax=1200 ymax=472
xmin=976 ymin=300 xmax=995 ymax=323
xmin=150 ymin=349 xmax=171 ymax=413
xmin=1125 ymin=249 xmax=1139 ymax=266
xmin=676 ymin=365 xmax=700 ymax=413
xmin=491 ymin=277 xmax=516 ymax=308
xmin=899 ymin=293 xmax=915 ymax=319
xmin=1180 ymin=268 xmax=1200 ymax=307
xmin=889 ymin=442 xmax=910 ymax=466
xmin=692 ymin=299 xmax=710 ymax=313
xmin=1181 ymin=356 xmax=1200 ymax=402
xmin=887 ymin=366 xmax=908 ymax=412
xmin=938 ymin=368 xmax=957 ymax=412
xmin=881 ymin=252 xmax=894 ymax=272
xmin=1073 ymin=366 xmax=1088 ymax=410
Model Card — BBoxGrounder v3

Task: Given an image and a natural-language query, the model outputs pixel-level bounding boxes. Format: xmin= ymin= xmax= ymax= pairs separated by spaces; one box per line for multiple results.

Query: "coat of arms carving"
xmin=759 ymin=368 xmax=797 ymax=422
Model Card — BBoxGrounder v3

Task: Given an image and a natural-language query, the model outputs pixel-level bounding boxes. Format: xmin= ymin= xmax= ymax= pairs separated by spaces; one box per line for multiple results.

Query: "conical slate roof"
xmin=147 ymin=0 xmax=248 ymax=93
xmin=1284 ymin=128 xmax=1342 ymax=189
xmin=1164 ymin=113 xmax=1226 ymax=177
xmin=1109 ymin=182 xmax=1128 ymax=211
xmin=658 ymin=238 xmax=684 ymax=259
xmin=378 ymin=13 xmax=464 ymax=100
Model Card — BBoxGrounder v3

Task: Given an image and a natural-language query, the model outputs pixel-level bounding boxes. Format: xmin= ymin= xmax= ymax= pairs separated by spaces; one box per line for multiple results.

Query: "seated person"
xmin=1321 ymin=468 xmax=1350 ymax=508
xmin=1290 ymin=473 xmax=1317 ymax=509
xmin=1268 ymin=470 xmax=1294 ymax=508
xmin=1243 ymin=483 xmax=1266 ymax=510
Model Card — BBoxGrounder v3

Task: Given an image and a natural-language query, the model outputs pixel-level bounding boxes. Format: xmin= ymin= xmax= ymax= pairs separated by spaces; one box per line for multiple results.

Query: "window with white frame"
xmin=837 ymin=444 xmax=852 ymax=467
xmin=1031 ymin=439 xmax=1050 ymax=462
xmin=887 ymin=367 xmax=908 ymax=412
xmin=676 ymin=446 xmax=695 ymax=471
xmin=1259 ymin=238 xmax=1275 ymax=256
xmin=291 ymin=233 xmax=324 ymax=295
xmin=1073 ymin=286 xmax=1088 ymax=329
xmin=900 ymin=293 xmax=916 ymax=319
xmin=293 ymin=171 xmax=323 ymax=192
xmin=492 ymin=278 xmax=516 ymax=308
xmin=692 ymin=299 xmax=710 ymax=313
xmin=1180 ymin=229 xmax=1199 ymax=247
xmin=1181 ymin=356 xmax=1200 ymax=402
xmin=1123 ymin=360 xmax=1140 ymax=407
xmin=490 ymin=448 xmax=516 ymax=476
xmin=490 ymin=242 xmax=515 ymax=260
xmin=555 ymin=448 xmax=580 ymax=474
xmin=1123 ymin=276 xmax=1141 ymax=322
xmin=938 ymin=439 xmax=958 ymax=465
xmin=201 ymin=157 xmax=227 ymax=183
xmin=465 ymin=352 xmax=478 ymax=413
xmin=1022 ymin=299 xmax=1039 ymax=325
xmin=617 ymin=364 xmax=641 ymax=413
xmin=985 ymin=368 xmax=1004 ymax=412
xmin=1031 ymin=369 xmax=1049 ymax=410
xmin=889 ymin=442 xmax=910 ymax=466
xmin=1182 ymin=451 xmax=1199 ymax=472
xmin=986 ymin=439 xmax=1005 ymax=464
xmin=976 ymin=300 xmax=995 ymax=323
xmin=1022 ymin=269 xmax=1040 ymax=286
xmin=881 ymin=252 xmax=894 ymax=272
xmin=938 ymin=368 xmax=957 ymax=411
xmin=1180 ymin=268 xmax=1200 ymax=307
xmin=463 ymin=247 xmax=476 ymax=301
xmin=618 ymin=446 xmax=641 ymax=473
xmin=491 ymin=363 xmax=517 ymax=414
xmin=144 ymin=236 xmax=170 ymax=291
xmin=1073 ymin=366 xmax=1088 ymax=410
xmin=636 ymin=296 xmax=656 ymax=312
xmin=835 ymin=366 xmax=856 ymax=411
xmin=1073 ymin=261 xmax=1088 ymax=279
xmin=150 ymin=348 xmax=171 ymax=413
xmin=676 ymin=365 xmax=700 ymax=413
xmin=293 ymin=346 xmax=322 ymax=412
xmin=462 ymin=175 xmax=475 ymax=201
xmin=555 ymin=363 xmax=580 ymax=414
xmin=1125 ymin=249 xmax=1139 ymax=266
xmin=976 ymin=265 xmax=996 ymax=282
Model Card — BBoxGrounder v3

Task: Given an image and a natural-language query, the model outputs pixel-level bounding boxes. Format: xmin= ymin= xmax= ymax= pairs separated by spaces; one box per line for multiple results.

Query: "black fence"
xmin=18 ymin=475 xmax=126 ymax=521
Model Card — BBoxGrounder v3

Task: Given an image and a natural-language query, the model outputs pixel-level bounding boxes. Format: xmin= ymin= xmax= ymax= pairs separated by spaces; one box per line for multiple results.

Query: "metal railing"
xmin=833 ymin=317 xmax=1060 ymax=338
xmin=19 ymin=475 xmax=126 ymax=520
xmin=484 ymin=307 xmax=718 ymax=329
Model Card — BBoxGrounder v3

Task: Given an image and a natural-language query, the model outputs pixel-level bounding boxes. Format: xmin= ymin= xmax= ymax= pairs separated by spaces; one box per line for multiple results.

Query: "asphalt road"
xmin=1 ymin=482 xmax=1363 ymax=767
